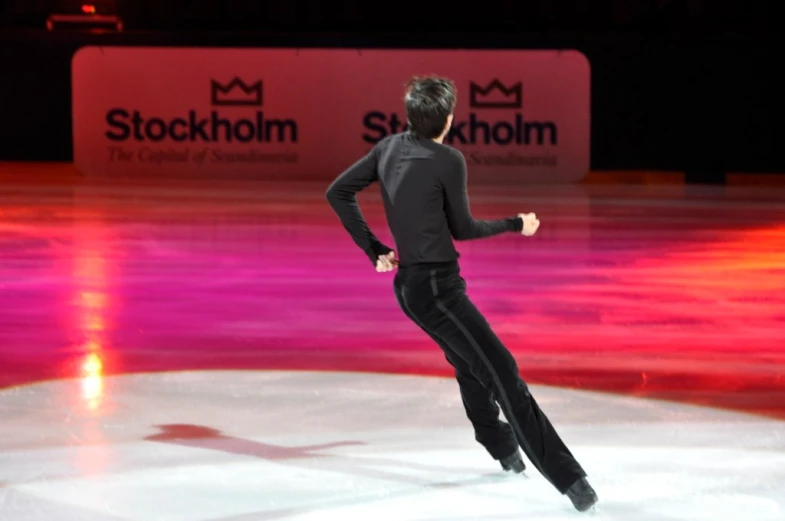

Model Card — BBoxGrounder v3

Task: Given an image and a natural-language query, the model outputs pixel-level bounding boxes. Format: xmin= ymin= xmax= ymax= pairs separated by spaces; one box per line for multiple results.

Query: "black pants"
xmin=393 ymin=261 xmax=586 ymax=494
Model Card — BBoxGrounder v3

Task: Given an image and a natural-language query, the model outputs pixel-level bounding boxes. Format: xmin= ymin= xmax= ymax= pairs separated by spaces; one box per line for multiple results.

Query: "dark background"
xmin=1 ymin=0 xmax=783 ymax=184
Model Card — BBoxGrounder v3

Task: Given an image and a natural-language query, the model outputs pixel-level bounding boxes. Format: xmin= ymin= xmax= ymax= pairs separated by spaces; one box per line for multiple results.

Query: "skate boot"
xmin=499 ymin=451 xmax=526 ymax=473
xmin=565 ymin=477 xmax=598 ymax=512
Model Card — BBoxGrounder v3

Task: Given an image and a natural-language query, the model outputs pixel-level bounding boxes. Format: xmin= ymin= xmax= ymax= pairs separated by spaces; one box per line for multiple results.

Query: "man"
xmin=325 ymin=76 xmax=597 ymax=512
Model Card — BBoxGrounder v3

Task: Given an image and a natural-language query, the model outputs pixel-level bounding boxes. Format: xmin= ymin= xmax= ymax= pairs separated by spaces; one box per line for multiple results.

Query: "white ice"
xmin=1 ymin=370 xmax=783 ymax=520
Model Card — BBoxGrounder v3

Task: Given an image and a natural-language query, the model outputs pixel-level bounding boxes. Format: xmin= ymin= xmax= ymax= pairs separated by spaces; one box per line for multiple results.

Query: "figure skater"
xmin=326 ymin=75 xmax=597 ymax=512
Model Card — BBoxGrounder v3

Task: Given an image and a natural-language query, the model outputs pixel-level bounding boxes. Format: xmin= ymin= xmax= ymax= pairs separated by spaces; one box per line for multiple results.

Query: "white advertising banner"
xmin=72 ymin=47 xmax=590 ymax=183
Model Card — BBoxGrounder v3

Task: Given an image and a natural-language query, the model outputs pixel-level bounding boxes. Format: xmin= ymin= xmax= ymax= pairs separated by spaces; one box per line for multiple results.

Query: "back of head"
xmin=404 ymin=76 xmax=457 ymax=140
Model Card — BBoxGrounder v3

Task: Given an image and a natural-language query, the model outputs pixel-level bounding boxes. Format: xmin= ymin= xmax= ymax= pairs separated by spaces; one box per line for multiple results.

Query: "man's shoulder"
xmin=432 ymin=142 xmax=466 ymax=168
xmin=373 ymin=133 xmax=403 ymax=151
xmin=440 ymin=143 xmax=464 ymax=159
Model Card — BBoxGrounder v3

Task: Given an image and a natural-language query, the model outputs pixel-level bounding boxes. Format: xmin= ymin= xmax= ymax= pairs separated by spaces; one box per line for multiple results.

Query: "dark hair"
xmin=404 ymin=76 xmax=457 ymax=140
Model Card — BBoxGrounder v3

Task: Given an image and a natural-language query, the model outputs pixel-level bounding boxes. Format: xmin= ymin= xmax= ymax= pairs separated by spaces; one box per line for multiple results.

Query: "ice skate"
xmin=499 ymin=451 xmax=526 ymax=473
xmin=565 ymin=477 xmax=598 ymax=512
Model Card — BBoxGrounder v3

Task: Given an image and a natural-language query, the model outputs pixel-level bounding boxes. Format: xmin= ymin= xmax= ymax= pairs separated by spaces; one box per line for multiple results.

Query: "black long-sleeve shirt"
xmin=326 ymin=133 xmax=523 ymax=267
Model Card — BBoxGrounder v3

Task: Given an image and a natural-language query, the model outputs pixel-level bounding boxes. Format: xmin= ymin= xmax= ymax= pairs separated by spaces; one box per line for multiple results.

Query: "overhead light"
xmin=46 ymin=1 xmax=122 ymax=31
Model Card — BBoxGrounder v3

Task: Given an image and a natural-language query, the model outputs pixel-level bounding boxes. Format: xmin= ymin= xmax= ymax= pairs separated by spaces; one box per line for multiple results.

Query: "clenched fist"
xmin=518 ymin=212 xmax=540 ymax=236
xmin=375 ymin=251 xmax=398 ymax=272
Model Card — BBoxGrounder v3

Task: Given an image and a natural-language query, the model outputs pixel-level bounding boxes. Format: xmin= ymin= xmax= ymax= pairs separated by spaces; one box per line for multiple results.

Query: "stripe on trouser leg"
xmin=429 ymin=270 xmax=554 ymax=488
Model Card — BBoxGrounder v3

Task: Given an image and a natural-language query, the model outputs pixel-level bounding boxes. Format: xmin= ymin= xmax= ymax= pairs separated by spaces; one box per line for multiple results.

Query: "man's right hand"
xmin=518 ymin=213 xmax=540 ymax=236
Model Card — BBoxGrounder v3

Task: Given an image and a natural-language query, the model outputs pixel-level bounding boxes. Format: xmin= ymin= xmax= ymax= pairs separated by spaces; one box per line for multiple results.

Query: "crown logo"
xmin=210 ymin=77 xmax=263 ymax=106
xmin=468 ymin=79 xmax=522 ymax=109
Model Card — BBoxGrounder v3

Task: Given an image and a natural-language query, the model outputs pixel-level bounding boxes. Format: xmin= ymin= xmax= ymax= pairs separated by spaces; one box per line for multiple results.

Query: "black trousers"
xmin=393 ymin=261 xmax=586 ymax=494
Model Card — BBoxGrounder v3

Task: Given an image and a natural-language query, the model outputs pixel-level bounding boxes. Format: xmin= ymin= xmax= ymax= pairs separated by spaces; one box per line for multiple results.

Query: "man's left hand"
xmin=375 ymin=251 xmax=398 ymax=272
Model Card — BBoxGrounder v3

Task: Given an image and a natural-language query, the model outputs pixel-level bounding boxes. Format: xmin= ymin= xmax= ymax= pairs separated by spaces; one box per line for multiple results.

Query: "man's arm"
xmin=442 ymin=152 xmax=523 ymax=240
xmin=326 ymin=148 xmax=393 ymax=265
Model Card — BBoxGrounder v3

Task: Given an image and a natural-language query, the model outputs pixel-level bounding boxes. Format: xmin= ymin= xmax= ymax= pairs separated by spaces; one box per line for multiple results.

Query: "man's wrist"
xmin=365 ymin=242 xmax=393 ymax=264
